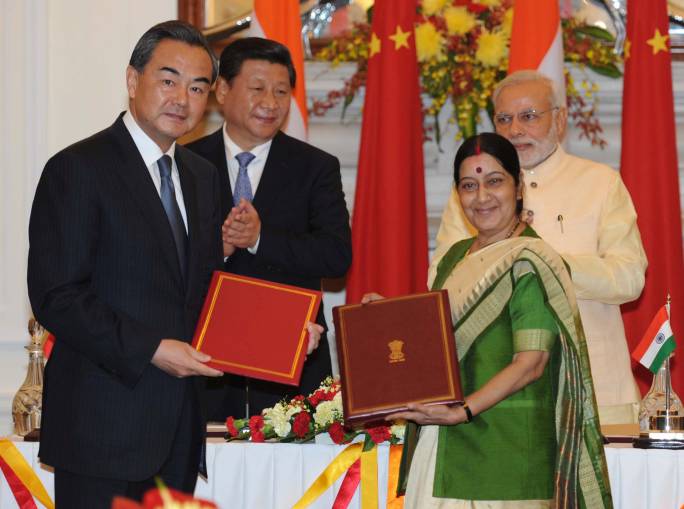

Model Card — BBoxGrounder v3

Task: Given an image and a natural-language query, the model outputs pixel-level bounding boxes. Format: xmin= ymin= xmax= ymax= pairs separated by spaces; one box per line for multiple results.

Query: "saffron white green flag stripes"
xmin=632 ymin=305 xmax=677 ymax=373
xmin=249 ymin=0 xmax=308 ymax=141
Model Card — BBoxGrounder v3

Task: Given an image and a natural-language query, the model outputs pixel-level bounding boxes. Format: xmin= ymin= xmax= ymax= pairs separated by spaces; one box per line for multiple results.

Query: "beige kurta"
xmin=431 ymin=146 xmax=647 ymax=424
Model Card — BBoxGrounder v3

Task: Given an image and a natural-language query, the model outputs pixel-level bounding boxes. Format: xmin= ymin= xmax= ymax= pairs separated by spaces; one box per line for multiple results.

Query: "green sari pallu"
xmin=398 ymin=235 xmax=613 ymax=509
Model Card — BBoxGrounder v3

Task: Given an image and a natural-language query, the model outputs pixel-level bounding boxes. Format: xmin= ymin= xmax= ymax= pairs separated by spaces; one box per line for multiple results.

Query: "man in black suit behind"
xmin=27 ymin=21 xmax=225 ymax=508
xmin=186 ymin=38 xmax=352 ymax=420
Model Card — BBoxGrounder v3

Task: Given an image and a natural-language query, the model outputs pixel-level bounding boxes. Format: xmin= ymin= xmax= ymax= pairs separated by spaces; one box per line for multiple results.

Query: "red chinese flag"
xmin=620 ymin=0 xmax=684 ymax=394
xmin=345 ymin=0 xmax=428 ymax=304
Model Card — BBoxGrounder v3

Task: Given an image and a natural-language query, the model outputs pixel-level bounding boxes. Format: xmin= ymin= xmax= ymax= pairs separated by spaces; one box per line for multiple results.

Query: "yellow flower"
xmin=475 ymin=29 xmax=507 ymax=67
xmin=444 ymin=7 xmax=477 ymax=35
xmin=501 ymin=8 xmax=514 ymax=36
xmin=415 ymin=21 xmax=443 ymax=61
xmin=421 ymin=0 xmax=448 ymax=16
xmin=474 ymin=0 xmax=501 ymax=6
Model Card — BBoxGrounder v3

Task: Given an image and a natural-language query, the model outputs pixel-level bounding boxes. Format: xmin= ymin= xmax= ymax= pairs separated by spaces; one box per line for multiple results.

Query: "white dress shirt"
xmin=223 ymin=124 xmax=272 ymax=199
xmin=222 ymin=123 xmax=273 ymax=252
xmin=122 ymin=111 xmax=188 ymax=231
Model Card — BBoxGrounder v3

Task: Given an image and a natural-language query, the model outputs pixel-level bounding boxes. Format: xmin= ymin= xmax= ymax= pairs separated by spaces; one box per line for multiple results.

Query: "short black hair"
xmin=129 ymin=20 xmax=218 ymax=83
xmin=453 ymin=132 xmax=522 ymax=212
xmin=219 ymin=37 xmax=296 ymax=87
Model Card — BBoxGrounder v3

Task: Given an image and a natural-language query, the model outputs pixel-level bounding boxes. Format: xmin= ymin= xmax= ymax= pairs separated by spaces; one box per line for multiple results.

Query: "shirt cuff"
xmin=247 ymin=234 xmax=261 ymax=254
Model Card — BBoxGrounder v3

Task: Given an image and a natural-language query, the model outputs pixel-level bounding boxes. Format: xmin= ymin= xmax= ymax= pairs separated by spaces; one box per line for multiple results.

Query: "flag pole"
xmin=666 ymin=294 xmax=672 ymax=429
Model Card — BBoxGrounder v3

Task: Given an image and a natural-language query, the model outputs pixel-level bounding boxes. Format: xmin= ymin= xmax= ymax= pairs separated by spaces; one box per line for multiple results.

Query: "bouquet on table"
xmin=225 ymin=376 xmax=405 ymax=445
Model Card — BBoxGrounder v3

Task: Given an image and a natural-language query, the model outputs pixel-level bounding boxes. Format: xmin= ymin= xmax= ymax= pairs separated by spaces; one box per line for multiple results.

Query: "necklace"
xmin=504 ymin=219 xmax=521 ymax=240
xmin=472 ymin=219 xmax=520 ymax=253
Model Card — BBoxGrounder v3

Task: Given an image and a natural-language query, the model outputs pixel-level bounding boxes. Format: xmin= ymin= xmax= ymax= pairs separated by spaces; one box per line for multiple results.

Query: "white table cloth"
xmin=1 ymin=441 xmax=682 ymax=509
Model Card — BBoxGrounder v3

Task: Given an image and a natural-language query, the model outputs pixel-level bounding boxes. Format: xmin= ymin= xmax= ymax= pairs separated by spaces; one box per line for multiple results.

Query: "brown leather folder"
xmin=333 ymin=290 xmax=462 ymax=427
xmin=192 ymin=271 xmax=321 ymax=386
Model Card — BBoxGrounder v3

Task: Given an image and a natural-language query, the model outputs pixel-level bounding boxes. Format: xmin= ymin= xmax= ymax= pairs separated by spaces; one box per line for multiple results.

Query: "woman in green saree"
xmin=378 ymin=133 xmax=612 ymax=508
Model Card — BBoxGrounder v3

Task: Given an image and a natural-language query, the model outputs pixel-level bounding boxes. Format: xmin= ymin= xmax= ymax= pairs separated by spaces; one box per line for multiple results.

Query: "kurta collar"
xmin=522 ymin=144 xmax=566 ymax=182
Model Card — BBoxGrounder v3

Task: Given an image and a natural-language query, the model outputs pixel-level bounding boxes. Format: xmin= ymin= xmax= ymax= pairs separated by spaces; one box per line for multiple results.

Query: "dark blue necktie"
xmin=233 ymin=152 xmax=256 ymax=204
xmin=157 ymin=155 xmax=188 ymax=280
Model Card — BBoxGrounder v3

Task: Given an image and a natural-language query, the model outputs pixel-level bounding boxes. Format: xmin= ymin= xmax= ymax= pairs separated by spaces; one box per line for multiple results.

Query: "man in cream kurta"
xmin=433 ymin=71 xmax=647 ymax=424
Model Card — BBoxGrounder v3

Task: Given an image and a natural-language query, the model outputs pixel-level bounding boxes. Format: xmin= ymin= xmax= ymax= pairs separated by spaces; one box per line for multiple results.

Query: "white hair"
xmin=492 ymin=70 xmax=564 ymax=108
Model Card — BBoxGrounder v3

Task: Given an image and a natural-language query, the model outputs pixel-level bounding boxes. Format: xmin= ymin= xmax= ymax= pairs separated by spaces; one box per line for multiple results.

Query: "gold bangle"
xmin=462 ymin=401 xmax=473 ymax=424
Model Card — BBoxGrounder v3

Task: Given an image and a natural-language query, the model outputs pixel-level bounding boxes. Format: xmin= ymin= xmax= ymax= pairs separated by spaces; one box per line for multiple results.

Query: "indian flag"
xmin=249 ymin=0 xmax=308 ymax=141
xmin=632 ymin=305 xmax=677 ymax=373
xmin=508 ymin=0 xmax=566 ymax=100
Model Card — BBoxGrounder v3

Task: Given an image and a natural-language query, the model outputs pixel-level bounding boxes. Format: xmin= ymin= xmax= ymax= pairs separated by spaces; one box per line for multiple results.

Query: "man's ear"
xmin=215 ymin=77 xmax=229 ymax=105
xmin=126 ymin=65 xmax=139 ymax=100
xmin=556 ymin=105 xmax=568 ymax=141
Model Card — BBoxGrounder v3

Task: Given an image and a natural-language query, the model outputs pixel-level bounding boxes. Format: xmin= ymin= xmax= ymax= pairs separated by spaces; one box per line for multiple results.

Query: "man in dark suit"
xmin=27 ymin=21 xmax=225 ymax=508
xmin=186 ymin=37 xmax=352 ymax=420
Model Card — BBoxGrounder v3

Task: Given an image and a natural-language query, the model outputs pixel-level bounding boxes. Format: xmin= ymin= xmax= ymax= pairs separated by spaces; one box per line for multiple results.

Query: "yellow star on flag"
xmin=389 ymin=25 xmax=411 ymax=50
xmin=647 ymin=28 xmax=669 ymax=55
xmin=624 ymin=38 xmax=631 ymax=60
xmin=370 ymin=32 xmax=381 ymax=57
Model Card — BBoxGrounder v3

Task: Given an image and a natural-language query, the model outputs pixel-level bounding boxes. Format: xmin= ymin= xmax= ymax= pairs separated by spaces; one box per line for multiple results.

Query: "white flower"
xmin=264 ymin=403 xmax=292 ymax=438
xmin=314 ymin=400 xmax=339 ymax=428
xmin=285 ymin=405 xmax=303 ymax=419
xmin=332 ymin=392 xmax=343 ymax=414
xmin=390 ymin=423 xmax=406 ymax=441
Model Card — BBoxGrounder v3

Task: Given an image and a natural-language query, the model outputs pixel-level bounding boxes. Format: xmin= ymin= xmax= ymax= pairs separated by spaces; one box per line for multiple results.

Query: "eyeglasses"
xmin=493 ymin=107 xmax=559 ymax=127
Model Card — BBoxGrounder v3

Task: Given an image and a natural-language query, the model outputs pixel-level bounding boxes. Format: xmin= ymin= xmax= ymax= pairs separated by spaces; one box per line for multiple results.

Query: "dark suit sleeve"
xmin=27 ymin=152 xmax=161 ymax=388
xmin=255 ymin=154 xmax=351 ymax=278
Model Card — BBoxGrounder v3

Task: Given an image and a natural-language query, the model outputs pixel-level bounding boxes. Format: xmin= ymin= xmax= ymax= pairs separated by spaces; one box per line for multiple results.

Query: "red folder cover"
xmin=333 ymin=290 xmax=462 ymax=427
xmin=192 ymin=271 xmax=321 ymax=386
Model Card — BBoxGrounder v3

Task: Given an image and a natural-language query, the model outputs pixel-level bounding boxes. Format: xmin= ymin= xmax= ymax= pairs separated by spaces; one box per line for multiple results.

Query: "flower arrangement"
xmin=225 ymin=377 xmax=405 ymax=445
xmin=312 ymin=0 xmax=622 ymax=147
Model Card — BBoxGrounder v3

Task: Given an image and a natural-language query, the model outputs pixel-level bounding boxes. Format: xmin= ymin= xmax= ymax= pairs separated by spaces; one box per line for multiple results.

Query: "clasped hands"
xmin=151 ymin=322 xmax=325 ymax=378
xmin=223 ymin=198 xmax=261 ymax=257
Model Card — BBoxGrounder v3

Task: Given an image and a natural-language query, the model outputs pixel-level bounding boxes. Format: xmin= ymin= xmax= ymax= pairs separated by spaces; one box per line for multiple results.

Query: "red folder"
xmin=192 ymin=271 xmax=321 ymax=386
xmin=334 ymin=290 xmax=462 ymax=427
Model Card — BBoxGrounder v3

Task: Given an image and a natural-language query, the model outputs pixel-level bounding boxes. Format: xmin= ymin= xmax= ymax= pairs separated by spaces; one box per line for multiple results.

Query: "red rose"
xmin=226 ymin=416 xmax=238 ymax=438
xmin=366 ymin=425 xmax=391 ymax=444
xmin=293 ymin=411 xmax=312 ymax=438
xmin=308 ymin=391 xmax=323 ymax=406
xmin=251 ymin=430 xmax=265 ymax=442
xmin=249 ymin=415 xmax=264 ymax=434
xmin=292 ymin=395 xmax=306 ymax=403
xmin=466 ymin=2 xmax=487 ymax=14
xmin=328 ymin=421 xmax=346 ymax=444
xmin=142 ymin=487 xmax=217 ymax=508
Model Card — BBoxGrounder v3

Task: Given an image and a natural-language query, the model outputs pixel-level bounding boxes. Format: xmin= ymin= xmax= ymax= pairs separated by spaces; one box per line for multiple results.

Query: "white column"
xmin=0 ymin=0 xmax=175 ymax=435
xmin=0 ymin=0 xmax=49 ymax=436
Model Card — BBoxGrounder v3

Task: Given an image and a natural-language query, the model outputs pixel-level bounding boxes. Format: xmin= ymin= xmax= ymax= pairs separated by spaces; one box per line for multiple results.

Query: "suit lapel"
xmin=176 ymin=149 xmax=199 ymax=296
xmin=109 ymin=117 xmax=185 ymax=289
xmin=252 ymin=132 xmax=291 ymax=219
xmin=208 ymin=129 xmax=234 ymax=217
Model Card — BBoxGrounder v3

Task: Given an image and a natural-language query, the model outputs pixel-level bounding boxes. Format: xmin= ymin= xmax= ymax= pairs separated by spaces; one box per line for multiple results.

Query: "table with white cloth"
xmin=1 ymin=441 xmax=683 ymax=509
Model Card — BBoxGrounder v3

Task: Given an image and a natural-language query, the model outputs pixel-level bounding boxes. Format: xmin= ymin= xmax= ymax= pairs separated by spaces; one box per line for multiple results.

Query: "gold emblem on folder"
xmin=388 ymin=339 xmax=406 ymax=363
